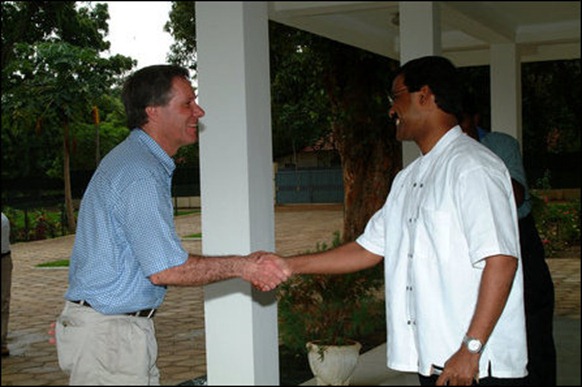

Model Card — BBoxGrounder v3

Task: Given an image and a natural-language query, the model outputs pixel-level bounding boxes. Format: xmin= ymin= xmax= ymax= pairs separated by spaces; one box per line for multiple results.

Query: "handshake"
xmin=241 ymin=251 xmax=291 ymax=292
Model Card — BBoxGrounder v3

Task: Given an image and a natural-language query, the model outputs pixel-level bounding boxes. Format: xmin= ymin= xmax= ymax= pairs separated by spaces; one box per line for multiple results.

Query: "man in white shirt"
xmin=269 ymin=56 xmax=527 ymax=386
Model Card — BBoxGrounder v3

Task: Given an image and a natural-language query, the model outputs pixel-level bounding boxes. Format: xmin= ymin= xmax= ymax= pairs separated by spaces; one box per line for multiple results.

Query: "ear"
xmin=418 ymin=85 xmax=432 ymax=106
xmin=145 ymin=106 xmax=158 ymax=122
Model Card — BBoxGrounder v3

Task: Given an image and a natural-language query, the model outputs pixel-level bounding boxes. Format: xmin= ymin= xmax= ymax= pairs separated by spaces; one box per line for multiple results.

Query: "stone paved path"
xmin=1 ymin=205 xmax=579 ymax=385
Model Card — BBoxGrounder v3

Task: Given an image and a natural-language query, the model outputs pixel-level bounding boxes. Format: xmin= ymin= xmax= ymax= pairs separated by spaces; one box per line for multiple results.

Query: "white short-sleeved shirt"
xmin=357 ymin=126 xmax=527 ymax=378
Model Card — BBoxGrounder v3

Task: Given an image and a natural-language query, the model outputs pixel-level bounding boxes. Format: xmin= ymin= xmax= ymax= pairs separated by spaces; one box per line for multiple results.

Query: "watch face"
xmin=468 ymin=340 xmax=481 ymax=352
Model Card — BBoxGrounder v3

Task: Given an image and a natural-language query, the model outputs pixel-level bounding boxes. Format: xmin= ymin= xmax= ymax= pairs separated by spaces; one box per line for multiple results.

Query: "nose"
xmin=193 ymin=102 xmax=205 ymax=118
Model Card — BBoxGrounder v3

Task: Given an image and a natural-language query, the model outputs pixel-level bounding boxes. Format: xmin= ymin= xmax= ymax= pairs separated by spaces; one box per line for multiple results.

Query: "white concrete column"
xmin=490 ymin=43 xmax=522 ymax=146
xmin=398 ymin=1 xmax=441 ymax=166
xmin=196 ymin=2 xmax=278 ymax=385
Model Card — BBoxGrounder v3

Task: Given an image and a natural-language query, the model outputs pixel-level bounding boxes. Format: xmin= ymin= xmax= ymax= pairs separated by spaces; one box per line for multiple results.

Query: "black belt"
xmin=70 ymin=300 xmax=157 ymax=319
xmin=1 ymin=251 xmax=10 ymax=258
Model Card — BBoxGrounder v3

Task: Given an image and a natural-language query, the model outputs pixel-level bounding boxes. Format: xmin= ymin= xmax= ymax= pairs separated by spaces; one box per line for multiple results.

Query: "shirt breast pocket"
xmin=414 ymin=207 xmax=452 ymax=264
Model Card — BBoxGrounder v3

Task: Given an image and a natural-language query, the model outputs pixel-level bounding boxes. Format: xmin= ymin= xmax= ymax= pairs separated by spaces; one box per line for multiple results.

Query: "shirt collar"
xmin=132 ymin=129 xmax=176 ymax=176
xmin=422 ymin=125 xmax=464 ymax=163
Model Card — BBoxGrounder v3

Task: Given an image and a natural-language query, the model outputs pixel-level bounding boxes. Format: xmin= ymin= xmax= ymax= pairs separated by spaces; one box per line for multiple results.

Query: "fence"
xmin=275 ymin=168 xmax=343 ymax=204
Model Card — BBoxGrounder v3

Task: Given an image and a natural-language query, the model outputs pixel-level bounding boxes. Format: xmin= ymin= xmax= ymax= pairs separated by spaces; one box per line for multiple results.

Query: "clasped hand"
xmin=242 ymin=251 xmax=290 ymax=291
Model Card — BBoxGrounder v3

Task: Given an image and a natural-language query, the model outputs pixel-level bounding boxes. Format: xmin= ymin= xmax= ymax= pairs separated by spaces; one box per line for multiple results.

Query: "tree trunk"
xmin=333 ymin=122 xmax=401 ymax=242
xmin=63 ymin=120 xmax=76 ymax=232
xmin=322 ymin=49 xmax=402 ymax=242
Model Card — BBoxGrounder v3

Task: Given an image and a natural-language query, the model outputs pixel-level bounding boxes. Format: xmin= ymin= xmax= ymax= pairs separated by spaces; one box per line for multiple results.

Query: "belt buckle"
xmin=129 ymin=309 xmax=156 ymax=318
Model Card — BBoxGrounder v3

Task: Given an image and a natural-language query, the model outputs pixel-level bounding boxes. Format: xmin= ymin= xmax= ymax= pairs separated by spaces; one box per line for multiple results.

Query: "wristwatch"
xmin=462 ymin=335 xmax=483 ymax=354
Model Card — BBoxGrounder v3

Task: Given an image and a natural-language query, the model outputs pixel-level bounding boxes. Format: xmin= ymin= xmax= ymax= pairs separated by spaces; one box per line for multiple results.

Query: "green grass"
xmin=176 ymin=209 xmax=200 ymax=216
xmin=183 ymin=232 xmax=202 ymax=239
xmin=36 ymin=259 xmax=70 ymax=268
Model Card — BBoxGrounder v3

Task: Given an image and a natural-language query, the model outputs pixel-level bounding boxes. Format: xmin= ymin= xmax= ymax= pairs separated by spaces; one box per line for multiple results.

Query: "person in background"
xmin=1 ymin=212 xmax=12 ymax=357
xmin=460 ymin=93 xmax=557 ymax=386
xmin=268 ymin=56 xmax=527 ymax=386
xmin=55 ymin=64 xmax=290 ymax=385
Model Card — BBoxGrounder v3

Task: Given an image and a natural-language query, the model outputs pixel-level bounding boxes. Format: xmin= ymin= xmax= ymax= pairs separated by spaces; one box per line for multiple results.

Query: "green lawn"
xmin=36 ymin=259 xmax=70 ymax=268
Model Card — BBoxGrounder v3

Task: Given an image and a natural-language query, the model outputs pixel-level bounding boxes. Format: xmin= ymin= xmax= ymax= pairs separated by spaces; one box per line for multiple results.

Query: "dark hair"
xmin=121 ymin=64 xmax=190 ymax=129
xmin=395 ymin=56 xmax=462 ymax=119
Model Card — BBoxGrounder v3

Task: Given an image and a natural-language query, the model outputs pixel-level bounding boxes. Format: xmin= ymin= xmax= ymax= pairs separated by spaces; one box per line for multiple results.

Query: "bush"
xmin=2 ymin=206 xmax=71 ymax=242
xmin=531 ymin=195 xmax=580 ymax=256
xmin=276 ymin=231 xmax=385 ymax=354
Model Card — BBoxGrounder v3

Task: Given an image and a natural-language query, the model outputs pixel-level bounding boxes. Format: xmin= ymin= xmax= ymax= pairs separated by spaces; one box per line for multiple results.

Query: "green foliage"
xmin=533 ymin=169 xmax=553 ymax=190
xmin=1 ymin=2 xmax=135 ymax=191
xmin=36 ymin=259 xmax=70 ymax=268
xmin=174 ymin=142 xmax=200 ymax=169
xmin=522 ymin=60 xmax=581 ymax=156
xmin=72 ymin=96 xmax=129 ymax=170
xmin=2 ymin=206 xmax=71 ymax=242
xmin=531 ymin=195 xmax=581 ymax=256
xmin=175 ymin=210 xmax=200 ymax=217
xmin=269 ymin=22 xmax=333 ymax=159
xmin=4 ymin=41 xmax=132 ymax=126
xmin=3 ymin=205 xmax=200 ymax=244
xmin=1 ymin=2 xmax=112 ymax=74
xmin=277 ymin=232 xmax=385 ymax=354
xmin=1 ymin=2 xmax=136 ymax=230
xmin=459 ymin=61 xmax=580 ymax=188
xmin=164 ymin=4 xmax=330 ymax=160
xmin=164 ymin=1 xmax=197 ymax=72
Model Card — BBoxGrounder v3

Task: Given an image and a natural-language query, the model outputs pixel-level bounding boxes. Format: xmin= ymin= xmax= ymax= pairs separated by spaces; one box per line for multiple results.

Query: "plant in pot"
xmin=277 ymin=232 xmax=385 ymax=386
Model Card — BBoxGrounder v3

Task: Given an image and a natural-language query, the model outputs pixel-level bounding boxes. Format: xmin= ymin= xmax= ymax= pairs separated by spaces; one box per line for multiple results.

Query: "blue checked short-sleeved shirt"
xmin=65 ymin=129 xmax=189 ymax=314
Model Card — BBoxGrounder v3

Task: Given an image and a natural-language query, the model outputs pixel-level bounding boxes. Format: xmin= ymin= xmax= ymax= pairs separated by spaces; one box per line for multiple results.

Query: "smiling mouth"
xmin=390 ymin=112 xmax=400 ymax=126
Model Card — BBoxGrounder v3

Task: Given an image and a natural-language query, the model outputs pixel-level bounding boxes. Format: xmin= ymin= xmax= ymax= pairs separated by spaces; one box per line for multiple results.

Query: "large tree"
xmin=1 ymin=2 xmax=134 ymax=231
xmin=308 ymin=34 xmax=401 ymax=241
xmin=165 ymin=3 xmax=401 ymax=242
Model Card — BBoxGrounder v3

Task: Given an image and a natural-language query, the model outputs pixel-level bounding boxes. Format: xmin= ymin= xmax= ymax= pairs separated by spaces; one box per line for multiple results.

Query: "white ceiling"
xmin=268 ymin=1 xmax=581 ymax=67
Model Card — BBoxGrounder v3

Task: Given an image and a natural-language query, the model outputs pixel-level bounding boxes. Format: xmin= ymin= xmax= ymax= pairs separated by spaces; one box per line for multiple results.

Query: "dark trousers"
xmin=418 ymin=373 xmax=526 ymax=386
xmin=519 ymin=213 xmax=557 ymax=386
xmin=418 ymin=361 xmax=526 ymax=385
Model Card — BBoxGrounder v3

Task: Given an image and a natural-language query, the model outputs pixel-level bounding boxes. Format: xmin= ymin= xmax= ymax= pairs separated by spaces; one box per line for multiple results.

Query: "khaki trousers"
xmin=56 ymin=301 xmax=160 ymax=385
